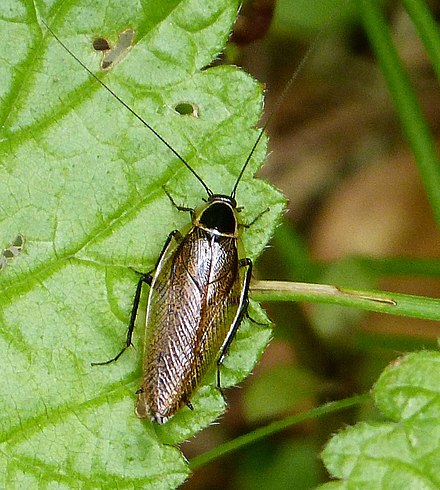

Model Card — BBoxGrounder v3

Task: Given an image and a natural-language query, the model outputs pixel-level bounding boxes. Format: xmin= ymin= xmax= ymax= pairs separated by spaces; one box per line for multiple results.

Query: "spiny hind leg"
xmin=91 ymin=272 xmax=150 ymax=366
xmin=92 ymin=229 xmax=183 ymax=366
xmin=216 ymin=258 xmax=253 ymax=392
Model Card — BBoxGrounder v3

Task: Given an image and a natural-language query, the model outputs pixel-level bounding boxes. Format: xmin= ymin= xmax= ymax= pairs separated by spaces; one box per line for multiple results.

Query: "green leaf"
xmin=320 ymin=351 xmax=440 ymax=489
xmin=0 ymin=0 xmax=283 ymax=486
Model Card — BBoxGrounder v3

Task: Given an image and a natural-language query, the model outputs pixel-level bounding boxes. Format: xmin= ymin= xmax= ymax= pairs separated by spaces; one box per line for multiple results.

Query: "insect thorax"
xmin=194 ymin=194 xmax=239 ymax=237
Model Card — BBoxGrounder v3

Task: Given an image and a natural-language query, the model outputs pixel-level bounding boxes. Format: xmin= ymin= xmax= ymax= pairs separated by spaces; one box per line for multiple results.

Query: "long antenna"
xmin=40 ymin=19 xmax=213 ymax=197
xmin=230 ymin=34 xmax=324 ymax=199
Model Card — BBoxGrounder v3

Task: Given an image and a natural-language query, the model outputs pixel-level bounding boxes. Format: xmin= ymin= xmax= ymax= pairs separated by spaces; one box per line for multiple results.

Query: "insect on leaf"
xmin=0 ymin=0 xmax=284 ymax=486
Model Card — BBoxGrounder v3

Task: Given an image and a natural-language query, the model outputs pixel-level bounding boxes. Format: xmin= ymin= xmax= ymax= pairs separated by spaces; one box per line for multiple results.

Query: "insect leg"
xmin=163 ymin=186 xmax=194 ymax=212
xmin=245 ymin=310 xmax=270 ymax=326
xmin=91 ymin=273 xmax=150 ymax=366
xmin=92 ymin=229 xmax=183 ymax=366
xmin=216 ymin=258 xmax=253 ymax=389
xmin=240 ymin=208 xmax=270 ymax=228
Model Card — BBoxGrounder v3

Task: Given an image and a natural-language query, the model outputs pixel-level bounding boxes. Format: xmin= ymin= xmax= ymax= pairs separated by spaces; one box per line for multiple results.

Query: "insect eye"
xmin=174 ymin=103 xmax=199 ymax=118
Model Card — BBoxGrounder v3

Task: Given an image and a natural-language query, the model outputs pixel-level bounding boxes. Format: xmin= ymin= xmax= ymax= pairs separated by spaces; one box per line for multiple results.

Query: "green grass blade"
xmin=252 ymin=279 xmax=440 ymax=322
xmin=403 ymin=0 xmax=440 ymax=81
xmin=360 ymin=0 xmax=440 ymax=223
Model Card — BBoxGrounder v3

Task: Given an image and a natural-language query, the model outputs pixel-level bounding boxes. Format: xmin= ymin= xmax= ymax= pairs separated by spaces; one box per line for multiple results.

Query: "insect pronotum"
xmin=42 ymin=18 xmax=281 ymax=424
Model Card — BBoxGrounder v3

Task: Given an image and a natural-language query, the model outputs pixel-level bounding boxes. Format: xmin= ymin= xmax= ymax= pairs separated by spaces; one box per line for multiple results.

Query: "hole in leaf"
xmin=0 ymin=233 xmax=25 ymax=272
xmin=174 ymin=103 xmax=199 ymax=117
xmin=94 ymin=28 xmax=135 ymax=70
xmin=12 ymin=234 xmax=25 ymax=249
xmin=93 ymin=37 xmax=110 ymax=51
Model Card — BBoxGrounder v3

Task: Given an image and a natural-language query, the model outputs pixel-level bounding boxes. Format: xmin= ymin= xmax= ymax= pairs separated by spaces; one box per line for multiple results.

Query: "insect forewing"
xmin=136 ymin=222 xmax=246 ymax=423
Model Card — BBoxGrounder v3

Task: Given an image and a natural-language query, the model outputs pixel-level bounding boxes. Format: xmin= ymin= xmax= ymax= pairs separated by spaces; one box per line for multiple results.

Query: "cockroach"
xmin=42 ymin=20 xmax=276 ymax=424
xmin=133 ymin=190 xmax=257 ymax=423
